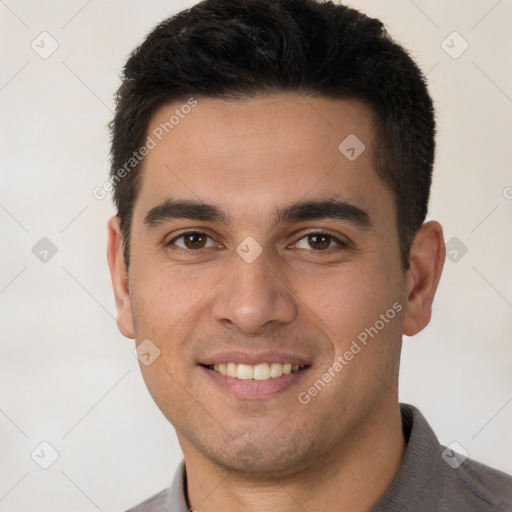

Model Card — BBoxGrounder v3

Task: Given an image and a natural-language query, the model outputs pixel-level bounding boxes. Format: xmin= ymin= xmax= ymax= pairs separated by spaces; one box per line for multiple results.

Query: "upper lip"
xmin=199 ymin=350 xmax=311 ymax=366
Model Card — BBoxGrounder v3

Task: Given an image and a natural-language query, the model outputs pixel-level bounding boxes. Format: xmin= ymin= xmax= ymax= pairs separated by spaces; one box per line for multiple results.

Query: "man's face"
xmin=116 ymin=95 xmax=410 ymax=476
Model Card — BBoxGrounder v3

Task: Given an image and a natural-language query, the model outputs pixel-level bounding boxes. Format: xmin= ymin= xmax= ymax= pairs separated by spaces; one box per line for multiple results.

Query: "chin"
xmin=198 ymin=431 xmax=318 ymax=481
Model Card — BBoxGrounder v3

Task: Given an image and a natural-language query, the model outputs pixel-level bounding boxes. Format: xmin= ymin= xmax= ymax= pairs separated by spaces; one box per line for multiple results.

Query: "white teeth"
xmin=253 ymin=363 xmax=270 ymax=380
xmin=237 ymin=364 xmax=254 ymax=380
xmin=226 ymin=362 xmax=238 ymax=378
xmin=270 ymin=363 xmax=283 ymax=377
xmin=208 ymin=362 xmax=305 ymax=380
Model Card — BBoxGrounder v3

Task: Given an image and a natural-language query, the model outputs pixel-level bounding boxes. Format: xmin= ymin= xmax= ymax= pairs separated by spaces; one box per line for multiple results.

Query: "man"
xmin=106 ymin=0 xmax=512 ymax=510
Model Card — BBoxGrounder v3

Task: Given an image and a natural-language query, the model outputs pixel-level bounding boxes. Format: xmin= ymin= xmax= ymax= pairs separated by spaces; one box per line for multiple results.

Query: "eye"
xmin=165 ymin=230 xmax=348 ymax=256
xmin=293 ymin=232 xmax=347 ymax=251
xmin=167 ymin=231 xmax=216 ymax=252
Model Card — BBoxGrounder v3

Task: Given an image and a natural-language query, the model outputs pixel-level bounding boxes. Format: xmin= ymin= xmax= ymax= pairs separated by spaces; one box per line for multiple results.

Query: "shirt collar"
xmin=370 ymin=403 xmax=443 ymax=511
xmin=164 ymin=460 xmax=189 ymax=512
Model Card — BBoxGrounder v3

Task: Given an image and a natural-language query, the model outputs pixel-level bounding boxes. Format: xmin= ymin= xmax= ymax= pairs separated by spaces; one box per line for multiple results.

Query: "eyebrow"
xmin=144 ymin=197 xmax=372 ymax=229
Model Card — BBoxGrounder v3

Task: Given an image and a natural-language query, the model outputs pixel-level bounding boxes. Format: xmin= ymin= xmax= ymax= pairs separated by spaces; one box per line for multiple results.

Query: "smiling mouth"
xmin=202 ymin=362 xmax=307 ymax=380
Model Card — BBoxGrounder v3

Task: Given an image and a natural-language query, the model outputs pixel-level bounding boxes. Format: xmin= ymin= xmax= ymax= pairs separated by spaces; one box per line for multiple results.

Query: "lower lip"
xmin=200 ymin=366 xmax=309 ymax=399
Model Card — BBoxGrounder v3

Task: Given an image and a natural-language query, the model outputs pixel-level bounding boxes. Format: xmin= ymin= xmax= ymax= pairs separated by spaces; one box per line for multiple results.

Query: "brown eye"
xmin=168 ymin=231 xmax=214 ymax=252
xmin=307 ymin=233 xmax=332 ymax=250
xmin=182 ymin=232 xmax=207 ymax=249
xmin=293 ymin=232 xmax=346 ymax=252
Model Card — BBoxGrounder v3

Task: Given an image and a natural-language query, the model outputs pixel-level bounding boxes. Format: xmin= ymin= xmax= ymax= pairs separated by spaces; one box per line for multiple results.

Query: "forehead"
xmin=133 ymin=94 xmax=394 ymax=228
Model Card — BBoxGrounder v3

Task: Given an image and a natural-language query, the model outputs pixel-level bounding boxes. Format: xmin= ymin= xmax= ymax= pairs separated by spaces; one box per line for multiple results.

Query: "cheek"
xmin=138 ymin=361 xmax=195 ymax=431
xmin=297 ymin=260 xmax=398 ymax=344
xmin=129 ymin=267 xmax=203 ymax=421
xmin=307 ymin=282 xmax=361 ymax=339
xmin=130 ymin=262 xmax=216 ymax=339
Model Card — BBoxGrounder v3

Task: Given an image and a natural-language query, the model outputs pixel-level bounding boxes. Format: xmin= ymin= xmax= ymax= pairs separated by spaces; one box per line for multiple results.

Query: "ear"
xmin=403 ymin=221 xmax=445 ymax=336
xmin=107 ymin=216 xmax=135 ymax=338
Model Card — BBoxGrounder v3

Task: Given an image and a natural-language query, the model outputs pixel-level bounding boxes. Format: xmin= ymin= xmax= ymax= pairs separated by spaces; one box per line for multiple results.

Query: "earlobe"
xmin=402 ymin=221 xmax=446 ymax=337
xmin=107 ymin=216 xmax=135 ymax=339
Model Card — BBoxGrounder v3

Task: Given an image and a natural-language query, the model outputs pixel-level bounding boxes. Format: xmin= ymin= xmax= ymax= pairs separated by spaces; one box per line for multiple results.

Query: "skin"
xmin=107 ymin=94 xmax=445 ymax=511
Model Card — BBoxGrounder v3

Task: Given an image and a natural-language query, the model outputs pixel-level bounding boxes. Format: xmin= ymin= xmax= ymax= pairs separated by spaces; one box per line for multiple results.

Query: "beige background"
xmin=1 ymin=0 xmax=511 ymax=510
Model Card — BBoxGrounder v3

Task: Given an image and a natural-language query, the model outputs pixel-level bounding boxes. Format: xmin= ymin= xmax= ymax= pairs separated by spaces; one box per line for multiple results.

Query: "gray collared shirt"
xmin=125 ymin=404 xmax=512 ymax=511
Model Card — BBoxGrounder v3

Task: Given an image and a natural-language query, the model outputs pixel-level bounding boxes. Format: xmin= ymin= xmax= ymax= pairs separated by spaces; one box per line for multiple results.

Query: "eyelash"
xmin=165 ymin=230 xmax=349 ymax=256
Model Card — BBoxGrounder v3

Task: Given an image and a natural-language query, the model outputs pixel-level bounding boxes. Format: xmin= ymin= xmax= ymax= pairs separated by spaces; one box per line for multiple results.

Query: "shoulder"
xmin=123 ymin=488 xmax=170 ymax=512
xmin=438 ymin=451 xmax=512 ymax=510
xmin=384 ymin=404 xmax=512 ymax=511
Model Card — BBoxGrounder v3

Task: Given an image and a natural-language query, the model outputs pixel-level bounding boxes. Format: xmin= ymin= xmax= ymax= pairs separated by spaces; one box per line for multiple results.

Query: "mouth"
xmin=202 ymin=362 xmax=307 ymax=380
xmin=199 ymin=356 xmax=311 ymax=399
xmin=198 ymin=350 xmax=312 ymax=399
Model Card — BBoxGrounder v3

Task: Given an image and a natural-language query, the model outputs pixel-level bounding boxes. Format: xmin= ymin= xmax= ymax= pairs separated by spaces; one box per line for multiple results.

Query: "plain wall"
xmin=1 ymin=0 xmax=511 ymax=510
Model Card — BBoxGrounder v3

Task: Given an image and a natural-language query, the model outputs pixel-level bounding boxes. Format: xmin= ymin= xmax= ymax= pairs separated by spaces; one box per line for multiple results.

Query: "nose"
xmin=211 ymin=250 xmax=298 ymax=334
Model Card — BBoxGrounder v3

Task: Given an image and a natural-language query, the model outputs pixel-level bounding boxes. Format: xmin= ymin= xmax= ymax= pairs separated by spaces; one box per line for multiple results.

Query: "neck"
xmin=181 ymin=401 xmax=406 ymax=512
